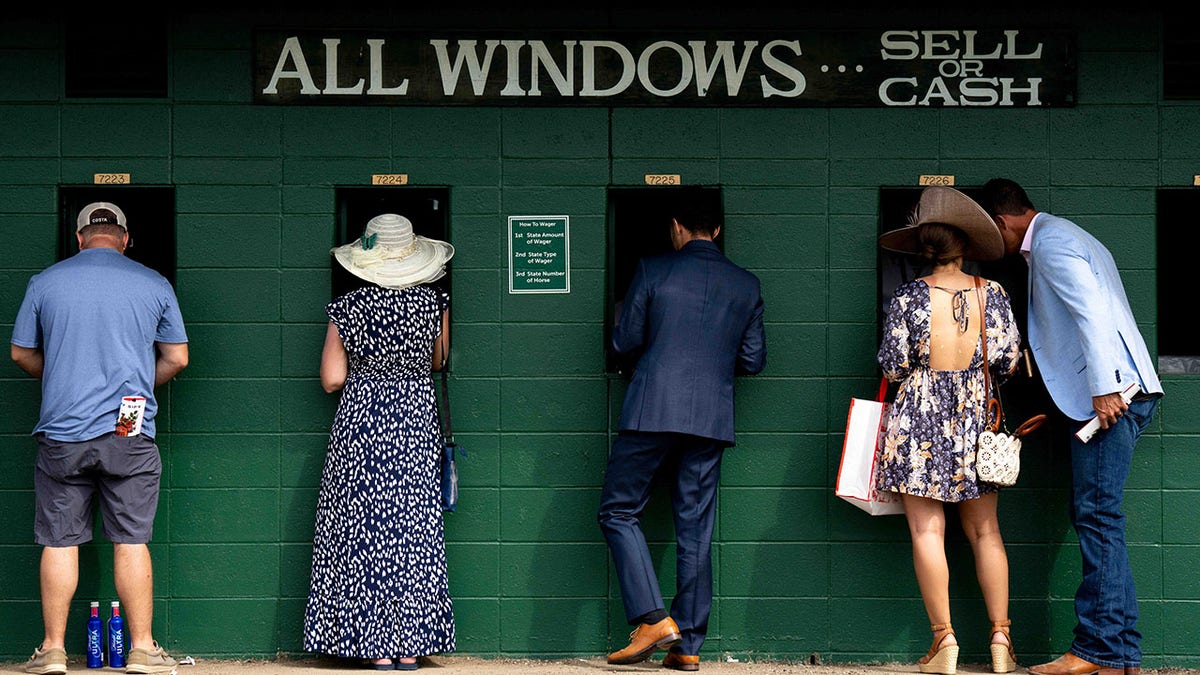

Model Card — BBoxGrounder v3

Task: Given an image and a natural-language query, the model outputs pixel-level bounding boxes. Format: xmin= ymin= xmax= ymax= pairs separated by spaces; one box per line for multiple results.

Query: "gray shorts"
xmin=34 ymin=433 xmax=162 ymax=547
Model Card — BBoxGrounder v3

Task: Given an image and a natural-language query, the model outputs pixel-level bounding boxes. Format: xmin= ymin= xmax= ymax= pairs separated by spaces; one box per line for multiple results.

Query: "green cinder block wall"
xmin=1 ymin=6 xmax=1198 ymax=667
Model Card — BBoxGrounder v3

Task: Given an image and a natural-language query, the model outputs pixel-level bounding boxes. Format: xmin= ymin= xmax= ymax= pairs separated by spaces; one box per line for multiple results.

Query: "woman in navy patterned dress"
xmin=876 ymin=188 xmax=1021 ymax=675
xmin=304 ymin=214 xmax=455 ymax=671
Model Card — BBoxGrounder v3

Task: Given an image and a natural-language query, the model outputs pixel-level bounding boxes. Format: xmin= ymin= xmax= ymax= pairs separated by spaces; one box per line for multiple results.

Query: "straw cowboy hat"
xmin=332 ymin=213 xmax=454 ymax=290
xmin=878 ymin=186 xmax=1004 ymax=261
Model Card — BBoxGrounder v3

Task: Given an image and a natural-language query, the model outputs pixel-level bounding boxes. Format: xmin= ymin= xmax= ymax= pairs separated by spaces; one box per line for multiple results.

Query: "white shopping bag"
xmin=835 ymin=381 xmax=905 ymax=516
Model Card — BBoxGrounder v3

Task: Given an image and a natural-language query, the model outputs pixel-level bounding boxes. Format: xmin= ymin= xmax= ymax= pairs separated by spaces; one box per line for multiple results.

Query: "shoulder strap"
xmin=975 ymin=277 xmax=1001 ymax=432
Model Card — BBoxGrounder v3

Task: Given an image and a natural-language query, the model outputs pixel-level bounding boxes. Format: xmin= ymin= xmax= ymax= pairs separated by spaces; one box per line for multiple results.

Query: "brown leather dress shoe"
xmin=663 ymin=651 xmax=700 ymax=671
xmin=1028 ymin=652 xmax=1122 ymax=675
xmin=1125 ymin=668 xmax=1139 ymax=675
xmin=607 ymin=617 xmax=683 ymax=665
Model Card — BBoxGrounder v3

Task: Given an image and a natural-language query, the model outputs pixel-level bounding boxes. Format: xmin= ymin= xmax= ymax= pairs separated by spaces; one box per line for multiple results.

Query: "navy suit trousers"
xmin=597 ymin=430 xmax=724 ymax=655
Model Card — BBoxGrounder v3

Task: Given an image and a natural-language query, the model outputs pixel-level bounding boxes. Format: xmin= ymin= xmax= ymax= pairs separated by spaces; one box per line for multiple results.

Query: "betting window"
xmin=1156 ymin=188 xmax=1198 ymax=373
xmin=65 ymin=15 xmax=168 ymax=98
xmin=58 ymin=186 xmax=176 ymax=285
xmin=605 ymin=185 xmax=723 ymax=374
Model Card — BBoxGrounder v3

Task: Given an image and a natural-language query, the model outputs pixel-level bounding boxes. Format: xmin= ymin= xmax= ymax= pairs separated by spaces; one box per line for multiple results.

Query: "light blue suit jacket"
xmin=612 ymin=240 xmax=766 ymax=445
xmin=1026 ymin=213 xmax=1162 ymax=420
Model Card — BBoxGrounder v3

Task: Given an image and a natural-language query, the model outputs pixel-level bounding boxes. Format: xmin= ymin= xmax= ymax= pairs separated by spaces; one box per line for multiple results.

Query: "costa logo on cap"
xmin=76 ymin=201 xmax=127 ymax=231
xmin=89 ymin=209 xmax=119 ymax=225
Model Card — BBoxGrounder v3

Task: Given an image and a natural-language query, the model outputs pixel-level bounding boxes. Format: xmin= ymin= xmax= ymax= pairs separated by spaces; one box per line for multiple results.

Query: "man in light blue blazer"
xmin=982 ymin=179 xmax=1163 ymax=675
xmin=598 ymin=194 xmax=766 ymax=671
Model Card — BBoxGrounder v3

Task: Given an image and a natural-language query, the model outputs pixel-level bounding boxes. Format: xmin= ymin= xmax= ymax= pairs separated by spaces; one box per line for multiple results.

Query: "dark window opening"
xmin=65 ymin=15 xmax=168 ymax=98
xmin=332 ymin=186 xmax=451 ymax=300
xmin=58 ymin=186 xmax=176 ymax=286
xmin=605 ymin=185 xmax=723 ymax=374
xmin=1156 ymin=188 xmax=1199 ymax=373
xmin=1164 ymin=15 xmax=1200 ymax=100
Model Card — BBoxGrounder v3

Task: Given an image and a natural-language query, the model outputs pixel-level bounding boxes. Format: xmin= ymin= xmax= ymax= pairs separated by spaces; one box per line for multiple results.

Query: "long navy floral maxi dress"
xmin=303 ymin=284 xmax=455 ymax=660
xmin=875 ymin=279 xmax=1021 ymax=503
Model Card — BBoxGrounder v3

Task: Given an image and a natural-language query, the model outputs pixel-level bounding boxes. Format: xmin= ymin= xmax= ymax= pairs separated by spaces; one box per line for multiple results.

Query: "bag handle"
xmin=875 ymin=377 xmax=888 ymax=403
xmin=975 ymin=276 xmax=1002 ymax=433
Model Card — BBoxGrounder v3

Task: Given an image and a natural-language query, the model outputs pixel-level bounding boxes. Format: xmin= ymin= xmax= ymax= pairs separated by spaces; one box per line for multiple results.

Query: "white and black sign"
xmin=254 ymin=28 xmax=1076 ymax=107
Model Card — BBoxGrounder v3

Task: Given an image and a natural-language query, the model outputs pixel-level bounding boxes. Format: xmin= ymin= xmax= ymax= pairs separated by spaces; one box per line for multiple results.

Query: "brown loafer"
xmin=663 ymin=651 xmax=700 ymax=671
xmin=1028 ymin=652 xmax=1122 ymax=675
xmin=607 ymin=617 xmax=682 ymax=665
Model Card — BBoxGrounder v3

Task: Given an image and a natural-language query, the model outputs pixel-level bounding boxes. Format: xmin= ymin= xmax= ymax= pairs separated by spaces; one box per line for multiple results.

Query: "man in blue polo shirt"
xmin=11 ymin=202 xmax=189 ymax=675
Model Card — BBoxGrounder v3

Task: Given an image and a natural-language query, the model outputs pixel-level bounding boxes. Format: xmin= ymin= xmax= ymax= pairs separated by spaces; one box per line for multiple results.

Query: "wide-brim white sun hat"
xmin=331 ymin=213 xmax=454 ymax=290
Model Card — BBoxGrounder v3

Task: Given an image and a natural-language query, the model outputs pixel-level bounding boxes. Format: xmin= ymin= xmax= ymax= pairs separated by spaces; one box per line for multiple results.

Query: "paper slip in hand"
xmin=1075 ymin=383 xmax=1140 ymax=443
xmin=115 ymin=396 xmax=146 ymax=437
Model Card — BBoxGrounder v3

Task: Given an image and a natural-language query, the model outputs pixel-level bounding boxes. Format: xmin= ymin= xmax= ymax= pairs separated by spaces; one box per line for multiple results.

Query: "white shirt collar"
xmin=1020 ymin=212 xmax=1041 ymax=263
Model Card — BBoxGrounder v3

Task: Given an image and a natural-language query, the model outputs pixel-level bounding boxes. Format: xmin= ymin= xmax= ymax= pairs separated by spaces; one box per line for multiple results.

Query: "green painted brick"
xmin=0 ymin=492 xmax=35 ymax=545
xmin=449 ymin=323 xmax=501 ymax=377
xmin=179 ymin=324 xmax=281 ymax=379
xmin=829 ymin=109 xmax=938 ymax=159
xmin=756 ymin=270 xmax=828 ymax=323
xmin=448 ymin=187 xmax=500 ymax=216
xmin=499 ymin=543 xmax=608 ymax=596
xmin=501 ymin=109 xmax=608 ymax=159
xmin=279 ymin=487 xmax=319 ymax=544
xmin=276 ymin=597 xmax=307 ymax=653
xmin=723 ymin=433 xmax=827 ymax=488
xmin=170 ymin=380 xmax=280 ymax=433
xmin=281 ymin=269 xmax=331 ymax=323
xmin=281 ymin=185 xmax=335 ymax=214
xmin=281 ymin=108 xmax=392 ymax=158
xmin=280 ymin=380 xmax=339 ymax=434
xmin=735 ymin=378 xmax=828 ymax=433
xmin=174 ymin=105 xmax=282 ymax=157
xmin=499 ymin=432 xmax=607 ymax=488
xmin=0 ymin=214 xmax=56 ymax=268
xmin=0 ymin=599 xmax=47 ymax=654
xmin=1050 ymin=106 xmax=1159 ymax=160
xmin=174 ymin=49 xmax=254 ymax=104
xmin=279 ymin=543 xmax=314 ymax=598
xmin=828 ymin=269 xmax=876 ymax=321
xmin=721 ymin=159 xmax=829 ymax=186
xmin=827 ymin=322 xmax=876 ymax=376
xmin=175 ymin=269 xmax=280 ymax=321
xmin=0 ymin=159 xmax=60 ymax=186
xmin=501 ymin=324 xmax=604 ymax=376
xmin=445 ymin=487 xmax=500 ymax=543
xmin=281 ymin=214 xmax=335 ymax=268
xmin=281 ymin=324 xmax=326 ymax=378
xmin=176 ymin=185 xmax=280 ymax=216
xmin=721 ymin=598 xmax=829 ymax=651
xmin=168 ymin=434 xmax=279 ymax=488
xmin=500 ymin=187 xmax=605 ymax=217
xmin=720 ymin=110 xmax=829 ymax=159
xmin=451 ymin=270 xmax=501 ymax=322
xmin=724 ymin=187 xmax=828 ymax=216
xmin=452 ymin=598 xmax=500 ymax=653
xmin=499 ymin=488 xmax=602 ymax=543
xmin=280 ymin=433 xmax=329 ymax=488
xmin=1164 ymin=492 xmax=1200 ymax=543
xmin=61 ymin=104 xmax=170 ymax=157
xmin=503 ymin=159 xmax=609 ymax=187
xmin=0 ymin=546 xmax=40 ymax=600
xmin=0 ymin=439 xmax=36 ymax=488
xmin=0 ymin=380 xmax=40 ymax=434
xmin=446 ymin=378 xmax=500 ymax=433
xmin=761 ymin=324 xmax=827 ymax=377
xmin=499 ymin=378 xmax=607 ymax=432
xmin=449 ymin=215 xmax=503 ymax=270
xmin=178 ymin=214 xmax=281 ymax=268
xmin=720 ymin=488 xmax=826 ymax=542
xmin=829 ymin=542 xmax=914 ymax=597
xmin=169 ymin=543 xmax=279 ymax=598
xmin=173 ymin=158 xmax=283 ymax=186
xmin=282 ymin=157 xmax=390 ymax=185
xmin=720 ymin=542 xmax=828 ymax=597
xmin=611 ymin=108 xmax=720 ymax=158
xmin=446 ymin=543 xmax=499 ymax=598
xmin=440 ymin=432 xmax=496 ymax=489
xmin=170 ymin=489 xmax=279 ymax=543
xmin=0 ymin=186 xmax=54 ymax=214
xmin=610 ymin=159 xmax=721 ymax=186
xmin=1162 ymin=107 xmax=1200 ymax=158
xmin=167 ymin=598 xmax=278 ymax=655
xmin=723 ymin=214 xmax=827 ymax=269
xmin=391 ymin=107 xmax=501 ymax=159
xmin=0 ymin=51 xmax=58 ymax=102
xmin=500 ymin=598 xmax=607 ymax=654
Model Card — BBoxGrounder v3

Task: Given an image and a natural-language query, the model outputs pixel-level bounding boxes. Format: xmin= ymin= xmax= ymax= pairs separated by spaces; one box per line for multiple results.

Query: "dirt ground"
xmin=3 ymin=655 xmax=1196 ymax=675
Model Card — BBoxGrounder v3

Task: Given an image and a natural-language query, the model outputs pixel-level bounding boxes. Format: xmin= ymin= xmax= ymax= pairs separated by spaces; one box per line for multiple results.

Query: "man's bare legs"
xmin=114 ymin=542 xmax=158 ymax=650
xmin=39 ymin=546 xmax=79 ymax=649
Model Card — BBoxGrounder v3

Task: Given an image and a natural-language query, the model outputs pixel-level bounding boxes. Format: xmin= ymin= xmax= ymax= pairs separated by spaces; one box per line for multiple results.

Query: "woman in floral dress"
xmin=876 ymin=187 xmax=1021 ymax=675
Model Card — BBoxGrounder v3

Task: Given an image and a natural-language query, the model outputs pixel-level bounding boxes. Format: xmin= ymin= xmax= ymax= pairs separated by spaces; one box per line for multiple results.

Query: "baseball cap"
xmin=76 ymin=201 xmax=128 ymax=232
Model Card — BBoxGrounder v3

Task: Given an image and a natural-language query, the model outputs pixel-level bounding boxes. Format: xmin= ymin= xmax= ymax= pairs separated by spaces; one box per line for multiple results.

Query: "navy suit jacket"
xmin=612 ymin=239 xmax=766 ymax=445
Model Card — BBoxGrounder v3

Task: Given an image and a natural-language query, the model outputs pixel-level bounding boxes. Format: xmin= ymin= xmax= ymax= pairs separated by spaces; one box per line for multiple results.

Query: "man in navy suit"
xmin=598 ymin=195 xmax=766 ymax=672
xmin=981 ymin=179 xmax=1163 ymax=675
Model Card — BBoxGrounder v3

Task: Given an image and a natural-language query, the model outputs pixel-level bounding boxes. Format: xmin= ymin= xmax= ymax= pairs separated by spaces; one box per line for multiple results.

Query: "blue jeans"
xmin=1068 ymin=396 xmax=1158 ymax=670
